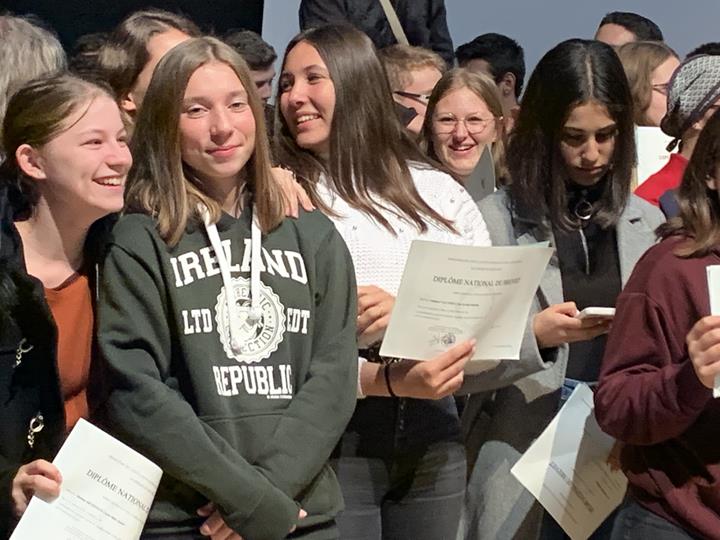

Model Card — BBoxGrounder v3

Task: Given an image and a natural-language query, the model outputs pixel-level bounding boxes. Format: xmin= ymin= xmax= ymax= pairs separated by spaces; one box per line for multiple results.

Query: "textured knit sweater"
xmin=595 ymin=235 xmax=720 ymax=540
xmin=316 ymin=163 xmax=491 ymax=296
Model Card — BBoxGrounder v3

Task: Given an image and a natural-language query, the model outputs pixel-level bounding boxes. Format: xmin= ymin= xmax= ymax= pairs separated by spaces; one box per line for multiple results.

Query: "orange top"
xmin=44 ymin=273 xmax=93 ymax=432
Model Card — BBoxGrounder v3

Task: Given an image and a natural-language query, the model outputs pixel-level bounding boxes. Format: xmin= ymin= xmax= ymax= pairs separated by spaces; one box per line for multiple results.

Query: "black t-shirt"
xmin=553 ymin=187 xmax=622 ymax=382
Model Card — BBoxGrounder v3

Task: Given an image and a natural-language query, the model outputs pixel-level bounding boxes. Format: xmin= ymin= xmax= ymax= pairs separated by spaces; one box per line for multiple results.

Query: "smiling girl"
xmin=0 ymin=75 xmax=131 ymax=537
xmin=276 ymin=25 xmax=491 ymax=540
xmin=460 ymin=39 xmax=665 ymax=540
xmin=90 ymin=37 xmax=357 ymax=540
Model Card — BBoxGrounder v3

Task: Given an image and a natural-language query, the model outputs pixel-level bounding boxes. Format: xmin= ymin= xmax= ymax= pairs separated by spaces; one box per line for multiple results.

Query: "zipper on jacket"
xmin=27 ymin=412 xmax=44 ymax=449
xmin=14 ymin=338 xmax=33 ymax=368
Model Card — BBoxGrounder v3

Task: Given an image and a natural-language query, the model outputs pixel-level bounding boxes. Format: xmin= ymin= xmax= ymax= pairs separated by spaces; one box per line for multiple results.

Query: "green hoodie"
xmin=91 ymin=208 xmax=357 ymax=540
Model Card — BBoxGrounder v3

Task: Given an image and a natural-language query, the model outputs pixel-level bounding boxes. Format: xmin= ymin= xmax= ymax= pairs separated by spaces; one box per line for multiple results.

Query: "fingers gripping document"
xmin=707 ymin=265 xmax=720 ymax=397
xmin=11 ymin=419 xmax=162 ymax=540
xmin=511 ymin=384 xmax=627 ymax=540
xmin=379 ymin=241 xmax=553 ymax=363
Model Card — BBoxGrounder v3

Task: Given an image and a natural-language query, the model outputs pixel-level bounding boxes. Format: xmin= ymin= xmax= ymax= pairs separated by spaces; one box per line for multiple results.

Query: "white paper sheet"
xmin=511 ymin=384 xmax=627 ymax=540
xmin=378 ymin=241 xmax=552 ymax=362
xmin=706 ymin=265 xmax=720 ymax=397
xmin=11 ymin=419 xmax=162 ymax=540
xmin=635 ymin=126 xmax=676 ymax=186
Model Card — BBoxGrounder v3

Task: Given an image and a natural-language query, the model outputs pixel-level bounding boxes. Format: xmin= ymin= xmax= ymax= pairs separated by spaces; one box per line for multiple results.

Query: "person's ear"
xmin=707 ymin=173 xmax=718 ymax=191
xmin=120 ymin=91 xmax=138 ymax=114
xmin=499 ymin=72 xmax=516 ymax=98
xmin=15 ymin=144 xmax=47 ymax=180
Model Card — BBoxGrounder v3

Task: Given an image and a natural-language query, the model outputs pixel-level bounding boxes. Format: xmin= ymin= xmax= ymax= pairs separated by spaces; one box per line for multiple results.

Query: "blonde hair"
xmin=378 ymin=44 xmax=446 ymax=91
xmin=617 ymin=40 xmax=678 ymax=126
xmin=421 ymin=68 xmax=508 ymax=184
xmin=125 ymin=37 xmax=284 ymax=246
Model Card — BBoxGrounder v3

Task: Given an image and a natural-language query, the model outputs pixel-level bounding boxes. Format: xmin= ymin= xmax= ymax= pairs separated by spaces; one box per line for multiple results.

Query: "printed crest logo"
xmin=215 ymin=276 xmax=286 ymax=363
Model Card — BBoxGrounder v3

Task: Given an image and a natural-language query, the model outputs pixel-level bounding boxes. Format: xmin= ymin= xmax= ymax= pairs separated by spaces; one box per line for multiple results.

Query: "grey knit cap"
xmin=661 ymin=54 xmax=720 ymax=150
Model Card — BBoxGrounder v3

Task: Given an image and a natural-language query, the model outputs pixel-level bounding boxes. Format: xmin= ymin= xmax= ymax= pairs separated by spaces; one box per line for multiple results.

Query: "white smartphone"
xmin=576 ymin=307 xmax=615 ymax=320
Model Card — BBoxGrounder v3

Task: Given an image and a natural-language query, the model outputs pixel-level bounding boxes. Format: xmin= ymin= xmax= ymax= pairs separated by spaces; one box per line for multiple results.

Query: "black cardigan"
xmin=0 ymin=185 xmax=110 ymax=538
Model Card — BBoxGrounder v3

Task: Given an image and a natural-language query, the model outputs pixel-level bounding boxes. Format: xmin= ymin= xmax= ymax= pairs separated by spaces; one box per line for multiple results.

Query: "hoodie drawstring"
xmin=201 ymin=207 xmax=262 ymax=355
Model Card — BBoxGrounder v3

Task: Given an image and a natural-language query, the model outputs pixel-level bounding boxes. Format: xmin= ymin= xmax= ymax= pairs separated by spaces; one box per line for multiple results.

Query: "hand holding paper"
xmin=686 ymin=315 xmax=720 ymax=392
xmin=11 ymin=419 xmax=162 ymax=540
xmin=11 ymin=459 xmax=62 ymax=518
xmin=388 ymin=339 xmax=476 ymax=399
xmin=704 ymin=265 xmax=720 ymax=397
xmin=379 ymin=241 xmax=553 ymax=363
xmin=357 ymin=285 xmax=395 ymax=348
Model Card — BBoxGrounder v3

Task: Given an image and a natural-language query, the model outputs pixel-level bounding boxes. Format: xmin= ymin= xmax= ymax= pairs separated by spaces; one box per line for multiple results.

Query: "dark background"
xmin=3 ymin=0 xmax=264 ymax=49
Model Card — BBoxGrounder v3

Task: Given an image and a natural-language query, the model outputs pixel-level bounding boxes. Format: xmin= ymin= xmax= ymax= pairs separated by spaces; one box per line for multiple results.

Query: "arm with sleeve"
xmin=95 ymin=241 xmax=299 ymax=540
xmin=251 ymin=228 xmax=358 ymax=497
xmin=595 ymin=289 xmax=712 ymax=446
xmin=459 ymin=192 xmax=559 ymax=393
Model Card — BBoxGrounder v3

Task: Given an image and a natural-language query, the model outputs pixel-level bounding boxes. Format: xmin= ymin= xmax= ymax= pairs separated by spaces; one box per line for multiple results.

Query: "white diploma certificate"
xmin=379 ymin=241 xmax=552 ymax=361
xmin=11 ymin=418 xmax=162 ymax=540
xmin=706 ymin=265 xmax=720 ymax=397
xmin=511 ymin=384 xmax=627 ymax=540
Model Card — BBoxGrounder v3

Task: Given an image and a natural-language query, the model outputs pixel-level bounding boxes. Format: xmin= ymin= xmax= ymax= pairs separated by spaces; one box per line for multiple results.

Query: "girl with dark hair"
xmin=596 ymin=108 xmax=720 ymax=539
xmin=460 ymin=39 xmax=665 ymax=540
xmin=276 ymin=24 xmax=489 ymax=540
xmin=91 ymin=36 xmax=357 ymax=540
xmin=0 ymin=75 xmax=131 ymax=538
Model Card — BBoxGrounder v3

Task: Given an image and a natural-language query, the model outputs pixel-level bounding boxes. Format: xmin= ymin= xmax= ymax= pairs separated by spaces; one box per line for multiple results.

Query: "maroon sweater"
xmin=596 ymin=235 xmax=720 ymax=540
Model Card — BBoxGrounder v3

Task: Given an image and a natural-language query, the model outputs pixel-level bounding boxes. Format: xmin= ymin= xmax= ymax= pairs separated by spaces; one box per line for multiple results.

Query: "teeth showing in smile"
xmin=450 ymin=145 xmax=474 ymax=151
xmin=297 ymin=114 xmax=320 ymax=124
xmin=94 ymin=177 xmax=123 ymax=186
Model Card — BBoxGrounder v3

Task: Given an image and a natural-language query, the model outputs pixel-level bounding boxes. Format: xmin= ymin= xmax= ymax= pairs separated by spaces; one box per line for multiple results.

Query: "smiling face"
xmin=28 ymin=95 xmax=131 ymax=223
xmin=431 ymin=86 xmax=498 ymax=180
xmin=559 ymin=100 xmax=618 ymax=187
xmin=279 ymin=41 xmax=336 ymax=157
xmin=179 ymin=61 xmax=257 ymax=192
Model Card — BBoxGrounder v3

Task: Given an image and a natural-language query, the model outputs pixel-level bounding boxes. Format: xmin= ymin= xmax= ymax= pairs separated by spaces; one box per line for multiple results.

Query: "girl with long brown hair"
xmin=276 ymin=24 xmax=489 ymax=540
xmin=91 ymin=36 xmax=358 ymax=539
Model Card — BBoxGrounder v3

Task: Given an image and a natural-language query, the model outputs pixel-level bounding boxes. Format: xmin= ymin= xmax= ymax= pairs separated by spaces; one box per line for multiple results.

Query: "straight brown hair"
xmin=124 ymin=37 xmax=284 ymax=246
xmin=658 ymin=108 xmax=720 ymax=256
xmin=275 ymin=25 xmax=454 ymax=235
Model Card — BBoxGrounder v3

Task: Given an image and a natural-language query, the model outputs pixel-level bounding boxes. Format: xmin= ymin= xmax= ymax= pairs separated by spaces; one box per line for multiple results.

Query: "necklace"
xmin=573 ymin=197 xmax=594 ymax=221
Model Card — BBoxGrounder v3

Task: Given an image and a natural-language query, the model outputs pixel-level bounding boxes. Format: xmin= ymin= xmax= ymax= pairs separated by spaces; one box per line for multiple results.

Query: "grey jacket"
xmin=460 ymin=188 xmax=665 ymax=540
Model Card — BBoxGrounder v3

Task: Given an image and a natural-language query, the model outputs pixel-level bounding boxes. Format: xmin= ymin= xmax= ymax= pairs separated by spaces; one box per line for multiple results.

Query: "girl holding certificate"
xmin=276 ymin=24 xmax=486 ymax=540
xmin=92 ymin=37 xmax=358 ymax=539
xmin=460 ymin=39 xmax=665 ymax=540
xmin=595 ymin=109 xmax=720 ymax=539
xmin=0 ymin=75 xmax=131 ymax=537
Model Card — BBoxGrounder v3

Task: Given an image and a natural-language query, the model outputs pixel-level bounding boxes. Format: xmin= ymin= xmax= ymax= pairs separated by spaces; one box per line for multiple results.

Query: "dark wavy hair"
xmin=658 ymin=108 xmax=720 ymax=256
xmin=507 ymin=39 xmax=635 ymax=234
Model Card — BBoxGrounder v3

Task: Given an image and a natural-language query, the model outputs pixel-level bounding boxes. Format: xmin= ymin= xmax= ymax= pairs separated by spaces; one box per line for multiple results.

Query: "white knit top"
xmin=316 ymin=163 xmax=491 ymax=296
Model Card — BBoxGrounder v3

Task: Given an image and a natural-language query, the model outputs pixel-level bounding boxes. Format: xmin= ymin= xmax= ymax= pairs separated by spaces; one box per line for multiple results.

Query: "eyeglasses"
xmin=652 ymin=83 xmax=669 ymax=96
xmin=433 ymin=114 xmax=500 ymax=135
xmin=393 ymin=90 xmax=432 ymax=105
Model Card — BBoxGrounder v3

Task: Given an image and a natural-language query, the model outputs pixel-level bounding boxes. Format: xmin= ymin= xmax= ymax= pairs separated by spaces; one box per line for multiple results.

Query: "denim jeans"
xmin=610 ymin=499 xmax=698 ymax=540
xmin=332 ymin=396 xmax=466 ymax=540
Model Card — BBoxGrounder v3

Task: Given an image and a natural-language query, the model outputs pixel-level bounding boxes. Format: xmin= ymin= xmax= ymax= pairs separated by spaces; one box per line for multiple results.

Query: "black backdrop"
xmin=3 ymin=0 xmax=265 ymax=49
